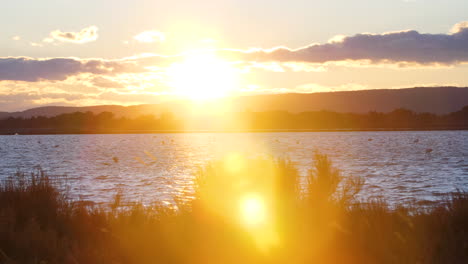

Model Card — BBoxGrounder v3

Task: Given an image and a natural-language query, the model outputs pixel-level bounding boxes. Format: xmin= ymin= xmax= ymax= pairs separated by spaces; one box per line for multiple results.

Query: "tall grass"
xmin=0 ymin=154 xmax=467 ymax=263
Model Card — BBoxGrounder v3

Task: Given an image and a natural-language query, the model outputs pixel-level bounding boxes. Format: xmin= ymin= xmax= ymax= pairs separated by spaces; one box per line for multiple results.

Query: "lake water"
xmin=0 ymin=131 xmax=466 ymax=206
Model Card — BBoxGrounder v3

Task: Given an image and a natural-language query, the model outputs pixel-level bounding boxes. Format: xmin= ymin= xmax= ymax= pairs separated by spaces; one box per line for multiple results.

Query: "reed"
xmin=0 ymin=154 xmax=467 ymax=264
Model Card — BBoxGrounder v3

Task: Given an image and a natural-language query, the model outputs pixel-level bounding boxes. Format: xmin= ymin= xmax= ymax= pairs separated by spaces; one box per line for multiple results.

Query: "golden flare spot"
xmin=240 ymin=194 xmax=266 ymax=227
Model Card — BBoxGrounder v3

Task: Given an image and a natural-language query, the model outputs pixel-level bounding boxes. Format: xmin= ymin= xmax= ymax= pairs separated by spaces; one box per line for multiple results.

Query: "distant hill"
xmin=231 ymin=87 xmax=468 ymax=114
xmin=0 ymin=87 xmax=467 ymax=119
xmin=0 ymin=105 xmax=165 ymax=119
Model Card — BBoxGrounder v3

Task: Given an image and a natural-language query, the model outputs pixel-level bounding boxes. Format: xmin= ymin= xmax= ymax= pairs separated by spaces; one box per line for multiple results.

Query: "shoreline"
xmin=1 ymin=127 xmax=467 ymax=135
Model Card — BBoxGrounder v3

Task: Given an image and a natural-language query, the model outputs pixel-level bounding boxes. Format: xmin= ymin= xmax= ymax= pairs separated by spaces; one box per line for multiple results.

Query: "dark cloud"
xmin=0 ymin=57 xmax=143 ymax=82
xmin=2 ymin=21 xmax=468 ymax=84
xmin=221 ymin=21 xmax=468 ymax=65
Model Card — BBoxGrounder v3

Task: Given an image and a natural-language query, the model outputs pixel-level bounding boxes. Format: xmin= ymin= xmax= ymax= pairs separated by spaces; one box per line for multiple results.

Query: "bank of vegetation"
xmin=0 ymin=106 xmax=467 ymax=134
xmin=1 ymin=153 xmax=467 ymax=263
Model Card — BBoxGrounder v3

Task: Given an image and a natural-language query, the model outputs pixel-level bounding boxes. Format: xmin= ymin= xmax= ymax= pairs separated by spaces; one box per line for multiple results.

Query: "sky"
xmin=1 ymin=0 xmax=468 ymax=111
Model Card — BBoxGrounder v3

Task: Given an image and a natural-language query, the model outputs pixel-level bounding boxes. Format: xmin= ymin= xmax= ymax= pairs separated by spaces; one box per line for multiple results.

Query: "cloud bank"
xmin=1 ymin=21 xmax=468 ymax=83
xmin=222 ymin=21 xmax=468 ymax=65
xmin=0 ymin=57 xmax=143 ymax=82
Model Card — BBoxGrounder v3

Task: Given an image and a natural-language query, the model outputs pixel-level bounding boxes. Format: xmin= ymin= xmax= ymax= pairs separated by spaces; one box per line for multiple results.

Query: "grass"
xmin=0 ymin=154 xmax=467 ymax=264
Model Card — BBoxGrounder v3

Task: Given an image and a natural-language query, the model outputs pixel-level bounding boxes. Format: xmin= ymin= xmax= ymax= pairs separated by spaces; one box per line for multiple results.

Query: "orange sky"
xmin=1 ymin=0 xmax=468 ymax=111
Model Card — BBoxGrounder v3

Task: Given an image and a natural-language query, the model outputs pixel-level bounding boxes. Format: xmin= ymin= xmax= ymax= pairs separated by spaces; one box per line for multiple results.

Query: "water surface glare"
xmin=0 ymin=131 xmax=466 ymax=206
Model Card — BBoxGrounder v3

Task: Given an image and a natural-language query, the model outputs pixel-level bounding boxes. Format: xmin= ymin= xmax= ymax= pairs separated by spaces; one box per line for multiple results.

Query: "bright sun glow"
xmin=168 ymin=52 xmax=237 ymax=100
xmin=240 ymin=194 xmax=266 ymax=227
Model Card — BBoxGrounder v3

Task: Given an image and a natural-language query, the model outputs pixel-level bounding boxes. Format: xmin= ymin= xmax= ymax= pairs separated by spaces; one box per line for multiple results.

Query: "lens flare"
xmin=240 ymin=194 xmax=266 ymax=227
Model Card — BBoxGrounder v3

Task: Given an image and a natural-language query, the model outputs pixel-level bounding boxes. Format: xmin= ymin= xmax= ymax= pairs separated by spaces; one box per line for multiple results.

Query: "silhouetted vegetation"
xmin=1 ymin=154 xmax=467 ymax=263
xmin=236 ymin=106 xmax=468 ymax=130
xmin=0 ymin=111 xmax=182 ymax=134
xmin=0 ymin=106 xmax=467 ymax=134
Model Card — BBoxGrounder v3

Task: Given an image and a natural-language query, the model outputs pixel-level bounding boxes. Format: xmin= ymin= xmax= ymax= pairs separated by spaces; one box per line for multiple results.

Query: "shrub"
xmin=0 ymin=154 xmax=467 ymax=263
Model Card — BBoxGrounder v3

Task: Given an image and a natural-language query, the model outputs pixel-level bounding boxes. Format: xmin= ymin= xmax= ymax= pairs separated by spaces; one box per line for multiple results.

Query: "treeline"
xmin=0 ymin=106 xmax=467 ymax=133
xmin=0 ymin=111 xmax=182 ymax=133
xmin=237 ymin=106 xmax=468 ymax=130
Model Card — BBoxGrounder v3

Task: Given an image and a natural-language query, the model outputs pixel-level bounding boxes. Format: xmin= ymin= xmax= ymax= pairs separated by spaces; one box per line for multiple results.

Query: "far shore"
xmin=1 ymin=127 xmax=467 ymax=135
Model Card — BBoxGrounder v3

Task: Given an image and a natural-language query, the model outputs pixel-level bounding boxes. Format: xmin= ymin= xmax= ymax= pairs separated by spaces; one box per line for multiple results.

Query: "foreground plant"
xmin=0 ymin=154 xmax=467 ymax=264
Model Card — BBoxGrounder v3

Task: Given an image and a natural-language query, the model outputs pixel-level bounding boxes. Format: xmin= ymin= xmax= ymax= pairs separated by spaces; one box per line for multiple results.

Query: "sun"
xmin=167 ymin=52 xmax=237 ymax=100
